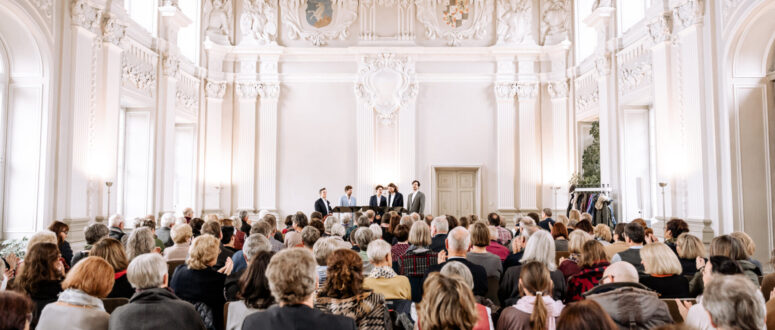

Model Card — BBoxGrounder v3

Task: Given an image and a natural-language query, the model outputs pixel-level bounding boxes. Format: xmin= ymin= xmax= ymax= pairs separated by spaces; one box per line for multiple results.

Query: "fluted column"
xmin=516 ymin=82 xmax=540 ymax=211
xmin=156 ymin=54 xmax=180 ymax=216
xmin=495 ymin=82 xmax=517 ymax=213
xmin=234 ymin=81 xmax=259 ymax=211
xmin=203 ymin=80 xmax=226 ymax=212
xmin=546 ymin=80 xmax=571 ymax=210
xmin=258 ymin=83 xmax=280 ymax=211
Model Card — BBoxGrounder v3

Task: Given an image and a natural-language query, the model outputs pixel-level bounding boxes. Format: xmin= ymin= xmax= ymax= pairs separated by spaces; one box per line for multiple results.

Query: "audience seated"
xmin=227 ymin=251 xmax=275 ymax=330
xmin=157 ymin=213 xmax=176 ymax=248
xmin=593 ymin=224 xmax=613 ymax=246
xmin=675 ymin=233 xmax=705 ymax=276
xmin=190 ymin=217 xmax=205 ymax=237
xmin=566 ymin=240 xmax=610 ymax=302
xmin=397 ymin=222 xmax=439 ymax=301
xmin=702 ymin=274 xmax=766 ymax=330
xmin=503 ymin=218 xmax=540 ymax=271
xmin=313 ymin=237 xmax=348 ymax=286
xmin=260 ymin=216 xmax=285 ymax=251
xmin=108 ymin=214 xmax=126 ymax=241
xmin=111 ymin=253 xmax=206 ymax=330
xmin=390 ymin=224 xmax=411 ymax=259
xmin=488 ymin=212 xmax=513 ymax=246
xmin=242 ymin=248 xmax=356 ymax=330
xmin=584 ymin=261 xmax=672 ymax=329
xmin=225 ymin=235 xmax=271 ymax=301
xmin=330 ymin=224 xmax=352 ymax=248
xmin=497 ymin=261 xmax=564 ymax=330
xmin=71 ymin=223 xmax=109 ymax=266
xmin=557 ymin=299 xmax=617 ymax=330
xmin=639 ymin=242 xmax=690 ymax=298
xmin=604 ymin=223 xmax=628 ymax=259
xmin=353 ymin=227 xmax=376 ymax=275
xmin=284 ymin=213 xmax=307 ymax=248
xmin=134 ymin=218 xmax=165 ymax=251
xmin=363 ymin=239 xmax=411 ymax=300
xmin=48 ymin=221 xmax=73 ymax=268
xmin=485 ymin=226 xmax=509 ymax=262
xmin=12 ymin=242 xmax=64 ymax=328
xmin=90 ymin=238 xmax=134 ymax=299
xmin=220 ymin=218 xmax=238 ymax=253
xmin=429 ymin=217 xmax=448 ymax=252
xmin=0 ymin=290 xmax=33 ymax=330
xmin=439 ymin=262 xmax=495 ymax=330
xmin=126 ymin=227 xmax=157 ymax=261
xmin=315 ymin=249 xmax=389 ymax=329
xmin=611 ymin=222 xmax=646 ymax=273
xmin=418 ymin=272 xmax=482 ymax=330
xmin=731 ymin=231 xmax=763 ymax=273
xmin=690 ymin=235 xmax=760 ymax=296
xmin=558 ymin=230 xmax=593 ymax=278
xmin=664 ymin=219 xmax=689 ymax=253
xmin=552 ymin=222 xmax=569 ymax=252
xmin=467 ymin=222 xmax=504 ymax=279
xmin=761 ymin=248 xmax=775 ymax=300
xmin=500 ymin=230 xmax=565 ymax=304
xmin=201 ymin=220 xmax=235 ymax=270
xmin=163 ymin=223 xmax=193 ymax=261
xmin=680 ymin=255 xmax=743 ymax=330
xmin=37 ymin=257 xmax=113 ymax=330
xmin=170 ymin=234 xmax=232 ymax=330
xmin=574 ymin=219 xmax=594 ymax=235
xmin=302 ymin=226 xmax=322 ymax=250
xmin=426 ymin=226 xmax=488 ymax=297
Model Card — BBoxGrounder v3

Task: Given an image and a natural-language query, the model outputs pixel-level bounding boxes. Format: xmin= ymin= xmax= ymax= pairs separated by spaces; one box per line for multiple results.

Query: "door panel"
xmin=435 ymin=168 xmax=477 ymax=217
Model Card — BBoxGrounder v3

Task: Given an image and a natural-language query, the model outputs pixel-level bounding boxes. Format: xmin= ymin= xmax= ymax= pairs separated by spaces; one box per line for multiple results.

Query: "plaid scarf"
xmin=368 ymin=266 xmax=396 ymax=279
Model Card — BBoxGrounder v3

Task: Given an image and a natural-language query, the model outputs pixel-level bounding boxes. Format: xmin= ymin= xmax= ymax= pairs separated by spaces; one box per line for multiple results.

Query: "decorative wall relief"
xmin=102 ymin=15 xmax=127 ymax=46
xmin=204 ymin=0 xmax=233 ymax=44
xmin=577 ymin=87 xmax=599 ymax=112
xmin=416 ymin=0 xmax=493 ymax=46
xmin=71 ymin=0 xmax=102 ymax=34
xmin=240 ymin=0 xmax=278 ymax=45
xmin=547 ymin=80 xmax=569 ymax=98
xmin=673 ymin=0 xmax=704 ymax=31
xmin=359 ymin=0 xmax=415 ymax=42
xmin=496 ymin=0 xmax=533 ymax=45
xmin=618 ymin=61 xmax=652 ymax=96
xmin=121 ymin=42 xmax=157 ymax=98
xmin=205 ymin=80 xmax=227 ymax=98
xmin=355 ymin=53 xmax=418 ymax=125
xmin=541 ymin=0 xmax=570 ymax=45
xmin=281 ymin=0 xmax=359 ymax=46
xmin=647 ymin=14 xmax=672 ymax=44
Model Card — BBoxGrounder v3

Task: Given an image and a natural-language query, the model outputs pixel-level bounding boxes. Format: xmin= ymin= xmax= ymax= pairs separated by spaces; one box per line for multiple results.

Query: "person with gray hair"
xmin=356 ymin=215 xmax=371 ymax=228
xmin=368 ymin=224 xmax=382 ymax=239
xmin=430 ymin=216 xmax=449 ymax=252
xmin=301 ymin=226 xmax=321 ymax=250
xmin=71 ymin=223 xmax=109 ymax=266
xmin=353 ymin=227 xmax=375 ymax=275
xmin=363 ymin=239 xmax=411 ymax=300
xmin=425 ymin=226 xmax=488 ymax=297
xmin=110 ymin=253 xmax=206 ymax=330
xmin=499 ymin=230 xmax=566 ymax=304
xmin=157 ymin=212 xmax=176 ymax=248
xmin=225 ymin=235 xmax=272 ymax=301
xmin=702 ymin=275 xmax=766 ymax=330
xmin=399 ymin=215 xmax=413 ymax=227
xmin=324 ymin=216 xmax=339 ymax=235
xmin=313 ymin=237 xmax=348 ymax=286
xmin=126 ymin=227 xmax=158 ymax=261
xmin=108 ymin=214 xmax=126 ymax=241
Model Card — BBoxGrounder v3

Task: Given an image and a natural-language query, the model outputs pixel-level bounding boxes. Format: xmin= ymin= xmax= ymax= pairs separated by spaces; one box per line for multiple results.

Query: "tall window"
xmin=124 ymin=0 xmax=158 ymax=36
xmin=178 ymin=0 xmax=201 ymax=63
xmin=574 ymin=0 xmax=597 ymax=64
xmin=117 ymin=109 xmax=153 ymax=226
xmin=618 ymin=0 xmax=649 ymax=35
xmin=173 ymin=124 xmax=195 ymax=212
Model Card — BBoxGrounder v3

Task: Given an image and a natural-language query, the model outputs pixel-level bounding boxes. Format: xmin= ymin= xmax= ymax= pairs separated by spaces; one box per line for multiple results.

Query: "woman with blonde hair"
xmin=170 ymin=234 xmax=233 ymax=330
xmin=640 ymin=242 xmax=690 ymax=298
xmin=568 ymin=210 xmax=581 ymax=226
xmin=37 ymin=257 xmax=114 ymax=330
xmin=164 ymin=223 xmax=193 ymax=261
xmin=90 ymin=237 xmax=134 ymax=299
xmin=497 ymin=261 xmax=564 ymax=330
xmin=593 ymin=224 xmax=612 ymax=246
xmin=676 ymin=233 xmax=705 ymax=276
xmin=558 ymin=230 xmax=593 ymax=279
xmin=418 ymin=272 xmax=480 ymax=330
xmin=566 ymin=240 xmax=609 ymax=302
xmin=730 ymin=231 xmax=762 ymax=272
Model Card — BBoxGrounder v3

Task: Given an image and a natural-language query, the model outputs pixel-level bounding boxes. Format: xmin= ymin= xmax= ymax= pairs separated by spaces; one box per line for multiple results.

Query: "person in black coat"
xmin=424 ymin=227 xmax=488 ymax=297
xmin=386 ymin=183 xmax=403 ymax=209
xmin=170 ymin=235 xmax=233 ymax=330
xmin=201 ymin=220 xmax=235 ymax=270
xmin=243 ymin=248 xmax=355 ymax=330
xmin=314 ymin=188 xmax=333 ymax=216
xmin=369 ymin=185 xmax=388 ymax=219
xmin=429 ymin=217 xmax=449 ymax=253
xmin=111 ymin=253 xmax=205 ymax=330
xmin=13 ymin=243 xmax=64 ymax=329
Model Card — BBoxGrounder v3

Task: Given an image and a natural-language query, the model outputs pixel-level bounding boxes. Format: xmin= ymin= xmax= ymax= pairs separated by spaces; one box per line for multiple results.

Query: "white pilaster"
xmin=234 ymin=80 xmax=259 ymax=211
xmin=258 ymin=82 xmax=280 ymax=211
xmin=516 ymin=81 xmax=540 ymax=211
xmin=547 ymin=80 xmax=571 ymax=210
xmin=156 ymin=54 xmax=179 ymax=216
xmin=495 ymin=81 xmax=517 ymax=212
xmin=203 ymin=80 xmax=226 ymax=212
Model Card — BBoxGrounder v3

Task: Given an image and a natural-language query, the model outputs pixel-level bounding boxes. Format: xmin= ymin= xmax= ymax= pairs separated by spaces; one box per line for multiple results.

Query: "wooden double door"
xmin=435 ymin=168 xmax=477 ymax=217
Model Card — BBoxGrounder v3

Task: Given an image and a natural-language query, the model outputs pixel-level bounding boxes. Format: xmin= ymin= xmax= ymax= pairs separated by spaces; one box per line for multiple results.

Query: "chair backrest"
xmin=167 ymin=260 xmax=185 ymax=279
xmin=485 ymin=276 xmax=500 ymax=306
xmin=661 ymin=298 xmax=696 ymax=323
xmin=408 ymin=276 xmax=425 ymax=303
xmin=223 ymin=302 xmax=230 ymax=330
xmin=555 ymin=251 xmax=570 ymax=266
xmin=101 ymin=297 xmax=129 ymax=314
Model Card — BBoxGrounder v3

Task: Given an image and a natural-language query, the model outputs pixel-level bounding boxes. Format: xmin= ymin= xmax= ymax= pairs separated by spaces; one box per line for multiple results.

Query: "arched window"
xmin=178 ymin=0 xmax=201 ymax=63
xmin=618 ymin=0 xmax=649 ymax=35
xmin=574 ymin=0 xmax=597 ymax=64
xmin=125 ymin=0 xmax=158 ymax=36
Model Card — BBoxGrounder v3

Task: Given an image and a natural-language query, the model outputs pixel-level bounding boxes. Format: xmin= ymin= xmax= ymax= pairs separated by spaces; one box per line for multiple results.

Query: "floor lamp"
xmin=551 ymin=186 xmax=561 ymax=211
xmin=658 ymin=182 xmax=668 ymax=232
xmin=106 ymin=181 xmax=113 ymax=217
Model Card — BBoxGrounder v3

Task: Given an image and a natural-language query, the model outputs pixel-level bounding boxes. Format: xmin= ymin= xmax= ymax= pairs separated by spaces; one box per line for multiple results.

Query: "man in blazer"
xmin=386 ymin=182 xmax=404 ymax=209
xmin=407 ymin=180 xmax=426 ymax=215
xmin=424 ymin=227 xmax=488 ymax=296
xmin=369 ymin=185 xmax=387 ymax=215
xmin=314 ymin=187 xmax=333 ymax=217
xmin=242 ymin=249 xmax=356 ymax=330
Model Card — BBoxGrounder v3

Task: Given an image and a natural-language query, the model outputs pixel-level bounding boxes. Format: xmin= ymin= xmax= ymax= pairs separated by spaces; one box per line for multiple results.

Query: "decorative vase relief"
xmin=305 ymin=0 xmax=333 ymax=28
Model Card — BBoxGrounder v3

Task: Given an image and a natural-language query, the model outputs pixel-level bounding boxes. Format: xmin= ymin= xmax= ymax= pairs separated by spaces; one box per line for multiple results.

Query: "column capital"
xmin=101 ymin=14 xmax=127 ymax=47
xmin=205 ymin=80 xmax=227 ymax=98
xmin=673 ymin=0 xmax=704 ymax=31
xmin=547 ymin=80 xmax=569 ymax=99
xmin=647 ymin=13 xmax=673 ymax=44
xmin=236 ymin=81 xmax=261 ymax=99
xmin=494 ymin=81 xmax=517 ymax=100
xmin=71 ymin=0 xmax=102 ymax=34
xmin=594 ymin=53 xmax=611 ymax=77
xmin=515 ymin=82 xmax=538 ymax=100
xmin=258 ymin=82 xmax=281 ymax=101
xmin=162 ymin=53 xmax=180 ymax=78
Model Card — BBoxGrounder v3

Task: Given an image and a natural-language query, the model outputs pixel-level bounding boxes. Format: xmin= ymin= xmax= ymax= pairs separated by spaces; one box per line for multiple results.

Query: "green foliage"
xmin=580 ymin=122 xmax=600 ymax=186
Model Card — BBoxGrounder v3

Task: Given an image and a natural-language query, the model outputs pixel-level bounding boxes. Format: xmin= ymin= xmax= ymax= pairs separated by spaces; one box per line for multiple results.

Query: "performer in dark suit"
xmin=314 ymin=187 xmax=333 ymax=216
xmin=369 ymin=185 xmax=387 ymax=214
xmin=386 ymin=182 xmax=403 ymax=209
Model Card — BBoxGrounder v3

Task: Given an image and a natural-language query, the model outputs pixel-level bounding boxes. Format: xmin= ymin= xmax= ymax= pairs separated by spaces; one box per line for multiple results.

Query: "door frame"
xmin=429 ymin=165 xmax=483 ymax=219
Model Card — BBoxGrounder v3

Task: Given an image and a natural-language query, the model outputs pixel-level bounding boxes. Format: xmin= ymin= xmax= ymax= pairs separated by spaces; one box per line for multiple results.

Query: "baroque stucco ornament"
xmin=541 ymin=0 xmax=570 ymax=45
xmin=416 ymin=0 xmax=493 ymax=46
xmin=496 ymin=0 xmax=533 ymax=45
xmin=205 ymin=80 xmax=227 ymax=98
xmin=647 ymin=14 xmax=672 ymax=44
xmin=355 ymin=53 xmax=418 ymax=125
xmin=71 ymin=0 xmax=101 ymax=34
xmin=547 ymin=80 xmax=569 ymax=98
xmin=240 ymin=0 xmax=278 ymax=45
xmin=281 ymin=0 xmax=359 ymax=46
xmin=204 ymin=0 xmax=233 ymax=44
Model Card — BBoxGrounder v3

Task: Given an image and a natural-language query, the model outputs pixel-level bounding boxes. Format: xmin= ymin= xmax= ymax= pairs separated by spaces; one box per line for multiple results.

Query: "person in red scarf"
xmin=566 ymin=240 xmax=610 ymax=302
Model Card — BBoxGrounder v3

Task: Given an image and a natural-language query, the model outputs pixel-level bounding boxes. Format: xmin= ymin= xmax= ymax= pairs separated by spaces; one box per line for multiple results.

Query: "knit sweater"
xmin=314 ymin=290 xmax=389 ymax=330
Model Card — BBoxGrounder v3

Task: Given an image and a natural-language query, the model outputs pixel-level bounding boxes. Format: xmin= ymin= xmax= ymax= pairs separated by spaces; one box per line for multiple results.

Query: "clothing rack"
xmin=572 ymin=184 xmax=613 ymax=194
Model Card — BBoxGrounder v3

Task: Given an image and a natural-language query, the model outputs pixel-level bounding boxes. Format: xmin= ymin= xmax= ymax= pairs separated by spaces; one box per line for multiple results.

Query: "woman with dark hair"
xmin=190 ymin=217 xmax=205 ymax=237
xmin=227 ymin=251 xmax=276 ymax=330
xmin=566 ymin=240 xmax=610 ymax=302
xmin=690 ymin=234 xmax=759 ymax=296
xmin=0 ymin=290 xmax=33 ymax=330
xmin=446 ymin=214 xmax=458 ymax=230
xmin=556 ymin=299 xmax=617 ymax=330
xmin=551 ymin=223 xmax=569 ymax=252
xmin=665 ymin=219 xmax=689 ymax=249
xmin=12 ymin=243 xmax=64 ymax=328
xmin=574 ymin=220 xmax=594 ymax=234
xmin=89 ymin=238 xmax=134 ymax=299
xmin=315 ymin=249 xmax=388 ymax=329
xmin=48 ymin=220 xmax=73 ymax=268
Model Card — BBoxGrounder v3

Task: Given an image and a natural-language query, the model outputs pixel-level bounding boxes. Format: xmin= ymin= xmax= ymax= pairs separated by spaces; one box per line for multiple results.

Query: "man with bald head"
xmin=424 ymin=226 xmax=488 ymax=296
xmin=584 ymin=261 xmax=672 ymax=329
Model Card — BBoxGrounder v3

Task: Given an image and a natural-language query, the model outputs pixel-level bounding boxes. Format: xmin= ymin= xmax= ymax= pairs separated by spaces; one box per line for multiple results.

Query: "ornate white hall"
xmin=0 ymin=0 xmax=773 ymax=262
